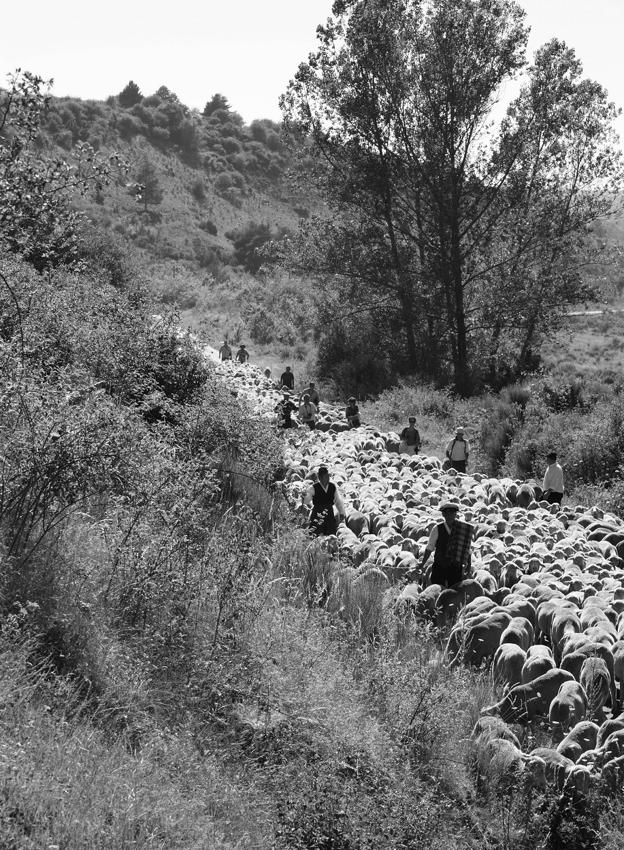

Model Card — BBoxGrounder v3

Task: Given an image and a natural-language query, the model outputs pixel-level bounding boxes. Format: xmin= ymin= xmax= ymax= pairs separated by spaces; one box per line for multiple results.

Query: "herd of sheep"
xmin=211 ymin=354 xmax=624 ymax=798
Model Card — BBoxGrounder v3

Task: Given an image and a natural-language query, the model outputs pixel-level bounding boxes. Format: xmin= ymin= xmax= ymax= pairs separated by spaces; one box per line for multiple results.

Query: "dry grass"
xmin=0 ymin=636 xmax=271 ymax=850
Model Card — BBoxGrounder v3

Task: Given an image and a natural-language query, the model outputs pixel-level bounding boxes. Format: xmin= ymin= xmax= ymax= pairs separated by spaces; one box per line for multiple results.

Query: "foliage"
xmin=225 ymin=220 xmax=289 ymax=274
xmin=203 ymin=93 xmax=230 ymax=116
xmin=1 ymin=71 xmax=124 ymax=270
xmin=281 ymin=0 xmax=623 ymax=394
xmin=316 ymin=308 xmax=396 ymax=399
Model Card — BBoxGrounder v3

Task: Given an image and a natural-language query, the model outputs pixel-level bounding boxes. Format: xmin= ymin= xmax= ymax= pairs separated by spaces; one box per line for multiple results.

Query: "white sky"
xmin=1 ymin=0 xmax=623 ymax=136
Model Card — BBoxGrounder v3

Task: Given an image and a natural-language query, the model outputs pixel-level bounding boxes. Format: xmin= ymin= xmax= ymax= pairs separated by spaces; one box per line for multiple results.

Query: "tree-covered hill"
xmin=36 ymin=81 xmax=313 ymax=279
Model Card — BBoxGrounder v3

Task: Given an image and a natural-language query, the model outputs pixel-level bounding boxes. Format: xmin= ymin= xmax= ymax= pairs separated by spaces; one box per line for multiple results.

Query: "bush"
xmin=214 ymin=172 xmax=233 ymax=193
xmin=190 ymin=177 xmax=207 ymax=203
xmin=199 ymin=219 xmax=218 ymax=236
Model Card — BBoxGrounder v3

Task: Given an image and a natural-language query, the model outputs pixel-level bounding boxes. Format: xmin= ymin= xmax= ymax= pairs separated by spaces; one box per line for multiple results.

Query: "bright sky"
xmin=1 ymin=0 xmax=623 ymax=135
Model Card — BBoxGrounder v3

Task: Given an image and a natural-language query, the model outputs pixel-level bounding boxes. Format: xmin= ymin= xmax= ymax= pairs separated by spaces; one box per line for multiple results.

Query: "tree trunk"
xmin=398 ymin=285 xmax=418 ymax=369
xmin=450 ymin=188 xmax=470 ymax=394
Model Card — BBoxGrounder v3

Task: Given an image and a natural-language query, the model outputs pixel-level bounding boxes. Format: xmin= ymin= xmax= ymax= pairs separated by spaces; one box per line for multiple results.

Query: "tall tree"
xmin=281 ymin=0 xmax=623 ymax=393
xmin=131 ymin=158 xmax=163 ymax=213
xmin=118 ymin=80 xmax=143 ymax=108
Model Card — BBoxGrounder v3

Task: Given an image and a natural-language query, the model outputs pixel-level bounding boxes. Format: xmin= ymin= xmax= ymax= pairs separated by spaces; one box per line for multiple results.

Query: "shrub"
xmin=214 ymin=172 xmax=233 ymax=193
xmin=190 ymin=177 xmax=207 ymax=203
xmin=199 ymin=219 xmax=218 ymax=236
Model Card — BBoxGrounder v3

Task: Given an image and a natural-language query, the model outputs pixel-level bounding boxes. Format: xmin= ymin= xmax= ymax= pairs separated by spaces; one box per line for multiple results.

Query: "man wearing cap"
xmin=400 ymin=416 xmax=421 ymax=455
xmin=303 ymin=466 xmax=346 ymax=536
xmin=445 ymin=427 xmax=469 ymax=473
xmin=419 ymin=502 xmax=472 ymax=587
xmin=345 ymin=397 xmax=361 ymax=428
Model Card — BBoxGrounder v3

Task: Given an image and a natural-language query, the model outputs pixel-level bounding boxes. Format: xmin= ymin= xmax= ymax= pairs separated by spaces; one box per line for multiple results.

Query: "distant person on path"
xmin=419 ymin=501 xmax=473 ymax=587
xmin=345 ymin=397 xmax=361 ymax=429
xmin=280 ymin=366 xmax=295 ymax=390
xmin=264 ymin=368 xmax=272 ymax=380
xmin=218 ymin=340 xmax=232 ymax=361
xmin=299 ymin=394 xmax=318 ymax=430
xmin=299 ymin=382 xmax=320 ymax=406
xmin=445 ymin=427 xmax=469 ymax=473
xmin=275 ymin=391 xmax=298 ymax=429
xmin=303 ymin=466 xmax=346 ymax=536
xmin=542 ymin=451 xmax=564 ymax=505
xmin=400 ymin=416 xmax=421 ymax=455
xmin=235 ymin=344 xmax=250 ymax=364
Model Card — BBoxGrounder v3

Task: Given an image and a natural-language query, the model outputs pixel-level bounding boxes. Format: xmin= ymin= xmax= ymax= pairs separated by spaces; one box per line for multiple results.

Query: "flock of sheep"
xmin=211 ymin=354 xmax=624 ymax=798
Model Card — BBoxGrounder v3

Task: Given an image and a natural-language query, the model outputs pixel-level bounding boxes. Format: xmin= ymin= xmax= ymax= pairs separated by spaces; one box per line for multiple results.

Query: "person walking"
xmin=274 ymin=391 xmax=298 ymax=428
xmin=419 ymin=501 xmax=473 ymax=587
xmin=542 ymin=451 xmax=564 ymax=505
xmin=280 ymin=366 xmax=295 ymax=390
xmin=235 ymin=344 xmax=250 ymax=364
xmin=303 ymin=466 xmax=346 ymax=536
xmin=445 ymin=427 xmax=469 ymax=473
xmin=345 ymin=397 xmax=361 ymax=429
xmin=218 ymin=340 xmax=232 ymax=361
xmin=299 ymin=394 xmax=318 ymax=429
xmin=400 ymin=416 xmax=421 ymax=455
xmin=299 ymin=382 xmax=320 ymax=406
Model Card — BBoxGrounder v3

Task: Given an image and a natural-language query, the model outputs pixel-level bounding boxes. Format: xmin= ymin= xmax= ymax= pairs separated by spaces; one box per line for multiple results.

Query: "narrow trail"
xmin=208 ymin=352 xmax=624 ymax=792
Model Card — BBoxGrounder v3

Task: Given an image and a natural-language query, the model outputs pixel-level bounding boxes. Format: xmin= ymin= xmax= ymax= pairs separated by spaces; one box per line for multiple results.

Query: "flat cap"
xmin=439 ymin=500 xmax=460 ymax=512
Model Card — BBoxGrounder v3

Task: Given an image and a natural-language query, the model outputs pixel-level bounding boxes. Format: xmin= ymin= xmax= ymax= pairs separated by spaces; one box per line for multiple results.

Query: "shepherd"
xmin=419 ymin=501 xmax=473 ymax=588
xmin=303 ymin=466 xmax=346 ymax=536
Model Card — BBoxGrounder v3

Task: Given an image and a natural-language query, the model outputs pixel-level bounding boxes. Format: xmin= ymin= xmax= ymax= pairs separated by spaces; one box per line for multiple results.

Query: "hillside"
xmin=36 ymin=84 xmax=319 ymax=349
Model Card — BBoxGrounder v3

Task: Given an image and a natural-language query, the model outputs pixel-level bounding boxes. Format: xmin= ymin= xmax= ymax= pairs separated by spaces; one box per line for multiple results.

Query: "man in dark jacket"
xmin=345 ymin=397 xmax=361 ymax=428
xmin=419 ymin=501 xmax=472 ymax=587
xmin=280 ymin=366 xmax=295 ymax=390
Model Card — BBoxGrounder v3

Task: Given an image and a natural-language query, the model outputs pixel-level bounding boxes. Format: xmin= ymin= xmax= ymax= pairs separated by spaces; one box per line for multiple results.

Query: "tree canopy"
xmin=281 ymin=0 xmax=623 ymax=393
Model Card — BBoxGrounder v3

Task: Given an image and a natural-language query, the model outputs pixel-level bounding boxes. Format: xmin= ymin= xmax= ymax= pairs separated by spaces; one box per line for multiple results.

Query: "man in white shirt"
xmin=445 ymin=427 xmax=469 ymax=473
xmin=542 ymin=451 xmax=564 ymax=505
xmin=298 ymin=394 xmax=318 ymax=430
xmin=303 ymin=466 xmax=346 ymax=536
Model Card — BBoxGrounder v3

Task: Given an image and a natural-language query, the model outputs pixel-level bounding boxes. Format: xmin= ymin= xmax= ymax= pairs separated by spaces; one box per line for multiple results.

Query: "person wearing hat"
xmin=419 ymin=501 xmax=469 ymax=587
xmin=274 ymin=390 xmax=297 ymax=428
xmin=445 ymin=427 xmax=469 ymax=473
xmin=303 ymin=466 xmax=346 ymax=536
xmin=345 ymin=396 xmax=361 ymax=428
xmin=235 ymin=344 xmax=250 ymax=364
xmin=400 ymin=416 xmax=421 ymax=455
